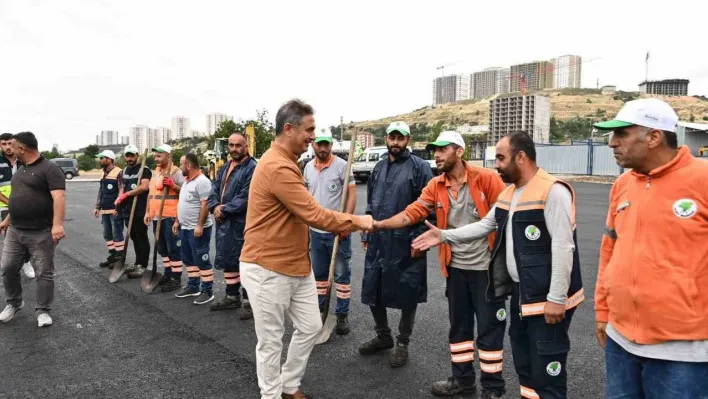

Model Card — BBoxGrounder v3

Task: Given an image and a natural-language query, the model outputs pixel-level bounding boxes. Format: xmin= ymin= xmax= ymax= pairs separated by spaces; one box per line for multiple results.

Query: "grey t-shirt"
xmin=303 ymin=156 xmax=355 ymax=234
xmin=178 ymin=173 xmax=213 ymax=229
xmin=441 ymin=182 xmax=575 ymax=304
xmin=447 ymin=183 xmax=490 ymax=271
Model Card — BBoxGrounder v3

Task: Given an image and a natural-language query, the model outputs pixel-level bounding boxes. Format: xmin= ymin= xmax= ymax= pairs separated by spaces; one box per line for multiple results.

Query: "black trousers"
xmin=447 ymin=267 xmax=506 ymax=392
xmin=370 ymin=305 xmax=417 ymax=344
xmin=510 ymin=283 xmax=575 ymax=399
xmin=124 ymin=215 xmax=150 ymax=267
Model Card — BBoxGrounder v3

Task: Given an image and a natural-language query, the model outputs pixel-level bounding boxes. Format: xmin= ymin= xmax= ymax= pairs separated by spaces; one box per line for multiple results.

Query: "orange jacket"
xmin=148 ymin=165 xmax=180 ymax=218
xmin=596 ymin=146 xmax=708 ymax=344
xmin=404 ymin=162 xmax=505 ymax=277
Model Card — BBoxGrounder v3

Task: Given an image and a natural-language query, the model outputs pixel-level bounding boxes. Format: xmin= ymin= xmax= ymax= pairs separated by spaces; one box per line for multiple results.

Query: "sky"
xmin=2 ymin=0 xmax=707 ymax=151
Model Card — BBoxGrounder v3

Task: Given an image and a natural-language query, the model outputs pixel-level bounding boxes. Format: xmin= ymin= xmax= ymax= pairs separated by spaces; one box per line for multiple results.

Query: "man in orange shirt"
xmin=240 ymin=99 xmax=373 ymax=399
xmin=594 ymin=98 xmax=708 ymax=398
xmin=374 ymin=131 xmax=507 ymax=398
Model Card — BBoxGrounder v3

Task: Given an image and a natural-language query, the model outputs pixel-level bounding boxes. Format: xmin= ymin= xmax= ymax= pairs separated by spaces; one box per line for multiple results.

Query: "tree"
xmin=213 ymin=120 xmax=239 ymax=139
xmin=40 ymin=148 xmax=61 ymax=159
xmin=427 ymin=121 xmax=445 ymax=142
xmin=549 ymin=117 xmax=565 ymax=143
xmin=84 ymin=145 xmax=99 ymax=158
xmin=77 ymin=154 xmax=97 ymax=171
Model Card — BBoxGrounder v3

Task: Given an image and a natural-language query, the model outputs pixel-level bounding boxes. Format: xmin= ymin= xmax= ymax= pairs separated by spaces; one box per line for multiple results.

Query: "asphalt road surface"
xmin=0 ymin=181 xmax=610 ymax=399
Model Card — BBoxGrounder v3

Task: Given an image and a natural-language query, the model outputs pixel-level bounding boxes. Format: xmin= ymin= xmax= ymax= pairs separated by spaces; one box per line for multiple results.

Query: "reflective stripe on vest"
xmin=148 ymin=165 xmax=180 ymax=217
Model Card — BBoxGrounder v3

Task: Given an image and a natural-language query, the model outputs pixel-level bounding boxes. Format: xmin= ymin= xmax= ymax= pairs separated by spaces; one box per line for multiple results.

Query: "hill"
xmin=351 ymin=89 xmax=708 ymax=142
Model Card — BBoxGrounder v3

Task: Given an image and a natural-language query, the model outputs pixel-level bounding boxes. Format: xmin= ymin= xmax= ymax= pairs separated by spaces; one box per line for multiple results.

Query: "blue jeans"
xmin=605 ymin=336 xmax=708 ymax=399
xmin=179 ymin=227 xmax=213 ymax=293
xmin=310 ymin=231 xmax=352 ymax=316
xmin=152 ymin=217 xmax=180 ymax=278
xmin=101 ymin=213 xmax=124 ymax=254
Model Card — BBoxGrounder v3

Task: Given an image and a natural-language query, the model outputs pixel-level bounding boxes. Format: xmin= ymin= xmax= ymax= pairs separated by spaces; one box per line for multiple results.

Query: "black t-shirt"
xmin=9 ymin=156 xmax=66 ymax=230
xmin=120 ymin=164 xmax=152 ymax=217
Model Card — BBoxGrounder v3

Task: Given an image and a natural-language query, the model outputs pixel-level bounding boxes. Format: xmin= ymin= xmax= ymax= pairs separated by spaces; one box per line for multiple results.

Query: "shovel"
xmin=141 ymin=158 xmax=173 ymax=294
xmin=316 ymin=129 xmax=358 ymax=345
xmin=109 ymin=149 xmax=149 ymax=283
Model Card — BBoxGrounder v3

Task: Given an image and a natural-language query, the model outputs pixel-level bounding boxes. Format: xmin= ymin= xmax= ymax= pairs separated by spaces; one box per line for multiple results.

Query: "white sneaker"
xmin=37 ymin=313 xmax=52 ymax=327
xmin=22 ymin=262 xmax=35 ymax=279
xmin=0 ymin=302 xmax=24 ymax=323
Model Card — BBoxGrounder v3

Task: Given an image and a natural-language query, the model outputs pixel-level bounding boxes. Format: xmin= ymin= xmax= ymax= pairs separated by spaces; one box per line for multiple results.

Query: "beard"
xmin=230 ymin=152 xmax=245 ymax=161
xmin=387 ymin=144 xmax=404 ymax=157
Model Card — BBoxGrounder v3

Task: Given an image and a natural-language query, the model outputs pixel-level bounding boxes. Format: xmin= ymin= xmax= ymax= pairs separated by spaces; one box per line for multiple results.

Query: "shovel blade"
xmin=140 ymin=270 xmax=163 ymax=294
xmin=315 ymin=315 xmax=337 ymax=345
xmin=108 ymin=261 xmax=127 ymax=283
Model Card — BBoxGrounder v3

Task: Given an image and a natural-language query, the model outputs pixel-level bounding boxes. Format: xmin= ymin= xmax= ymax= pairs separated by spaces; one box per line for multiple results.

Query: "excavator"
xmin=206 ymin=125 xmax=257 ymax=180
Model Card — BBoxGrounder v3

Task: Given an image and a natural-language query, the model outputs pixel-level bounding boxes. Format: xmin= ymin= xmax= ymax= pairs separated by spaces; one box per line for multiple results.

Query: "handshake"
xmin=349 ymin=215 xmax=387 ymax=233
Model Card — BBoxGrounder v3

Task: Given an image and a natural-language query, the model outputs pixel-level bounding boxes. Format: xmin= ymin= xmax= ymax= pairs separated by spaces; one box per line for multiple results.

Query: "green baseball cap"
xmin=314 ymin=128 xmax=333 ymax=143
xmin=152 ymin=144 xmax=173 ymax=153
xmin=386 ymin=121 xmax=410 ymax=136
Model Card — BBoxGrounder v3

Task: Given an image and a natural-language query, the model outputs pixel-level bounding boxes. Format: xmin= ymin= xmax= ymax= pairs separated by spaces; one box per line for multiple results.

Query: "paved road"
xmin=0 ymin=181 xmax=610 ymax=399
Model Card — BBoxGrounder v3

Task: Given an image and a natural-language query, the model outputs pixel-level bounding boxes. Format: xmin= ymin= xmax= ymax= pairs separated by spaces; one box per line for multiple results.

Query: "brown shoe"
xmin=282 ymin=390 xmax=308 ymax=399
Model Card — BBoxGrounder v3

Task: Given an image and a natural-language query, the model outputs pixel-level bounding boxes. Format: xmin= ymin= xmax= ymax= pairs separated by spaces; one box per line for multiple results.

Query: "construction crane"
xmin=436 ymin=60 xmax=463 ymax=77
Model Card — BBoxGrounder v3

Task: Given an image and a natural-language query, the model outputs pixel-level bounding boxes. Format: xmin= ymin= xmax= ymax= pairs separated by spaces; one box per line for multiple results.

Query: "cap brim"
xmin=386 ymin=129 xmax=410 ymax=136
xmin=314 ymin=138 xmax=332 ymax=143
xmin=151 ymin=148 xmax=168 ymax=153
xmin=124 ymin=151 xmax=138 ymax=155
xmin=425 ymin=140 xmax=453 ymax=151
xmin=593 ymin=120 xmax=634 ymax=130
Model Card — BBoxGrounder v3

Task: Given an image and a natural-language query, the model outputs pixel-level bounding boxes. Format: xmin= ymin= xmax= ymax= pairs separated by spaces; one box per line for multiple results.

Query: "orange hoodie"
xmin=595 ymin=146 xmax=708 ymax=344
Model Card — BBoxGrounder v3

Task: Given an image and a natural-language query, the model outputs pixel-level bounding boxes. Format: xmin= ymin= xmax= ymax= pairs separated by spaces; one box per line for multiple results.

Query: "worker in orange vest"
xmin=143 ymin=144 xmax=185 ymax=293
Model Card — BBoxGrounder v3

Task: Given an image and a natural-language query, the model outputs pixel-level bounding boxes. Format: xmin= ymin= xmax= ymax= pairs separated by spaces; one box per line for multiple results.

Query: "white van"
xmin=352 ymin=146 xmax=388 ymax=183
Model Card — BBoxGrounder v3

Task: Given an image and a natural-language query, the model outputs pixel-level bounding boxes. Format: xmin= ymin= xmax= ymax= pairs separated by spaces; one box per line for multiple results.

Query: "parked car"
xmin=352 ymin=146 xmax=388 ymax=183
xmin=410 ymin=148 xmax=439 ymax=176
xmin=50 ymin=158 xmax=80 ymax=180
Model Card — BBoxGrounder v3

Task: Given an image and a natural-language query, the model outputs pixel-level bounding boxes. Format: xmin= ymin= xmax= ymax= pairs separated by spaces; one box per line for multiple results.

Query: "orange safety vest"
xmin=148 ymin=164 xmax=180 ymax=218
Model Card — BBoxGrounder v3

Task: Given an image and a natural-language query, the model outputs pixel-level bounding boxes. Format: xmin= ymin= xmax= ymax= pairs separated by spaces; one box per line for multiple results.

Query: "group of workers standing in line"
xmin=0 ymin=96 xmax=705 ymax=399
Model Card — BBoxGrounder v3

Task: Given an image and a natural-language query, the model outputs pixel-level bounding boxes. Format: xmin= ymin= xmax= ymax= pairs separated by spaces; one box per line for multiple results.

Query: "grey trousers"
xmin=1 ymin=226 xmax=55 ymax=313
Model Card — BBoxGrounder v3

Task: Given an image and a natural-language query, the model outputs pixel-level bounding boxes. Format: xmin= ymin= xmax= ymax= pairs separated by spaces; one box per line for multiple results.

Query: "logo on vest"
xmin=107 ymin=184 xmax=114 ymax=190
xmin=547 ymin=361 xmax=561 ymax=376
xmin=328 ymin=183 xmax=339 ymax=192
xmin=131 ymin=183 xmax=137 ymax=190
xmin=176 ymin=240 xmax=182 ymax=247
xmin=201 ymin=253 xmax=209 ymax=261
xmin=673 ymin=199 xmax=697 ymax=219
xmin=496 ymin=309 xmax=506 ymax=321
xmin=525 ymin=225 xmax=541 ymax=241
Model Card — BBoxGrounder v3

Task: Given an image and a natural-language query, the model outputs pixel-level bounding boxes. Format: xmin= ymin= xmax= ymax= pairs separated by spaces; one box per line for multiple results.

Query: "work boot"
xmin=281 ymin=390 xmax=308 ymax=399
xmin=210 ymin=295 xmax=242 ymax=311
xmin=157 ymin=274 xmax=170 ymax=286
xmin=240 ymin=301 xmax=253 ymax=320
xmin=390 ymin=342 xmax=409 ymax=368
xmin=161 ymin=278 xmax=181 ymax=293
xmin=108 ymin=253 xmax=125 ymax=270
xmin=480 ymin=389 xmax=505 ymax=399
xmin=125 ymin=263 xmax=138 ymax=274
xmin=431 ymin=377 xmax=476 ymax=397
xmin=358 ymin=334 xmax=394 ymax=355
xmin=335 ymin=315 xmax=350 ymax=335
xmin=99 ymin=254 xmax=116 ymax=268
xmin=127 ymin=265 xmax=145 ymax=279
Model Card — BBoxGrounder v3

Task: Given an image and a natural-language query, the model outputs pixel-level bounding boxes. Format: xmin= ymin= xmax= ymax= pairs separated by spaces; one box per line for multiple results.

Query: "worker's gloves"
xmin=114 ymin=193 xmax=130 ymax=206
xmin=162 ymin=177 xmax=175 ymax=189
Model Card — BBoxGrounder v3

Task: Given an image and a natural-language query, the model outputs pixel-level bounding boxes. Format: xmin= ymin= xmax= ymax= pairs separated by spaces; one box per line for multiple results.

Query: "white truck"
xmin=352 ymin=146 xmax=438 ymax=183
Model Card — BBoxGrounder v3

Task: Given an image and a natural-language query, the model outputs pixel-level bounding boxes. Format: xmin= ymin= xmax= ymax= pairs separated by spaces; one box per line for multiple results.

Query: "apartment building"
xmin=552 ymin=55 xmax=582 ymax=89
xmin=96 ymin=130 xmax=120 ymax=146
xmin=171 ymin=116 xmax=191 ymax=140
xmin=488 ymin=95 xmax=551 ymax=144
xmin=120 ymin=136 xmax=130 ymax=145
xmin=432 ymin=74 xmax=470 ymax=105
xmin=639 ymin=79 xmax=689 ymax=96
xmin=206 ymin=113 xmax=233 ymax=136
xmin=510 ymin=61 xmax=554 ymax=92
xmin=356 ymin=132 xmax=376 ymax=149
xmin=154 ymin=127 xmax=172 ymax=145
xmin=129 ymin=125 xmax=150 ymax=154
xmin=471 ymin=67 xmax=510 ymax=98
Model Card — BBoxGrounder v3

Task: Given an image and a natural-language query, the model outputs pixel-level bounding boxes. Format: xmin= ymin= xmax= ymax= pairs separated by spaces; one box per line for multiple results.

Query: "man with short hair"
xmin=240 ymin=99 xmax=373 ymax=399
xmin=93 ymin=149 xmax=125 ymax=269
xmin=413 ymin=131 xmax=583 ymax=399
xmin=0 ymin=132 xmax=34 ymax=278
xmin=593 ymin=98 xmax=708 ymax=398
xmin=375 ymin=130 xmax=507 ymax=398
xmin=303 ymin=128 xmax=356 ymax=336
xmin=0 ymin=132 xmax=66 ymax=327
xmin=208 ymin=132 xmax=257 ymax=318
xmin=144 ymin=144 xmax=184 ymax=293
xmin=172 ymin=154 xmax=215 ymax=305
xmin=114 ymin=144 xmax=152 ymax=277
xmin=358 ymin=121 xmax=434 ymax=368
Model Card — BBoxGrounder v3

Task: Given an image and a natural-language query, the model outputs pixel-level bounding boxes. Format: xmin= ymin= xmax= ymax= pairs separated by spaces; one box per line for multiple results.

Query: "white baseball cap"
xmin=386 ymin=121 xmax=410 ymax=136
xmin=123 ymin=144 xmax=139 ymax=155
xmin=152 ymin=144 xmax=173 ymax=153
xmin=95 ymin=150 xmax=116 ymax=160
xmin=315 ymin=127 xmax=333 ymax=143
xmin=426 ymin=131 xmax=466 ymax=151
xmin=594 ymin=98 xmax=678 ymax=133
